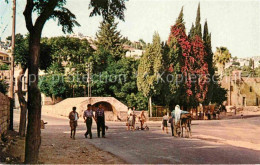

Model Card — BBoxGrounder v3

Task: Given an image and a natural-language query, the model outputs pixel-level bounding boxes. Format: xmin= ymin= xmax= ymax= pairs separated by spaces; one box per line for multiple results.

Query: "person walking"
xmin=83 ymin=104 xmax=96 ymax=139
xmin=95 ymin=104 xmax=106 ymax=138
xmin=139 ymin=110 xmax=146 ymax=130
xmin=162 ymin=113 xmax=168 ymax=134
xmin=127 ymin=107 xmax=133 ymax=131
xmin=69 ymin=107 xmax=79 ymax=139
xmin=132 ymin=107 xmax=136 ymax=130
xmin=174 ymin=105 xmax=182 ymax=137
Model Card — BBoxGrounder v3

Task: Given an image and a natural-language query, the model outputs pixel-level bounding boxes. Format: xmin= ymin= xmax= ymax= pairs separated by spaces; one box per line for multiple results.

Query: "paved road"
xmin=14 ymin=111 xmax=260 ymax=164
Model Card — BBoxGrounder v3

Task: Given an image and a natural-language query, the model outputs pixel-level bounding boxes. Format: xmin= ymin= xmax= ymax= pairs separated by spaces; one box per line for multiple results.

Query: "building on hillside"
xmin=124 ymin=45 xmax=144 ymax=59
xmin=69 ymin=33 xmax=97 ymax=50
xmin=221 ymin=70 xmax=260 ymax=106
xmin=0 ymin=51 xmax=10 ymax=65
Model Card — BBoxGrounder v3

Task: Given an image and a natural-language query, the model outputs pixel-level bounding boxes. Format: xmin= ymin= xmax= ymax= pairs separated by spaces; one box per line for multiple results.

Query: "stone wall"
xmin=0 ymin=92 xmax=10 ymax=136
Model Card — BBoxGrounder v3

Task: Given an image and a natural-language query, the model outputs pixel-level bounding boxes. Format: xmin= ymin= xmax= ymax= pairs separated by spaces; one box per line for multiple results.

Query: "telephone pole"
xmin=87 ymin=62 xmax=92 ymax=97
xmin=10 ymin=0 xmax=16 ymax=98
xmin=9 ymin=0 xmax=16 ymax=130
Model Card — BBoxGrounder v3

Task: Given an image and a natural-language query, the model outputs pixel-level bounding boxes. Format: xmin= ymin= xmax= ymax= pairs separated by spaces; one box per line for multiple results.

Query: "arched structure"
xmin=49 ymin=97 xmax=128 ymax=121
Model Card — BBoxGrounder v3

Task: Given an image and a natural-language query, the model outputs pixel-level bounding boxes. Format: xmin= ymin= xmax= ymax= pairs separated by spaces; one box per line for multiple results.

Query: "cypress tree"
xmin=203 ymin=21 xmax=214 ymax=76
xmin=188 ymin=23 xmax=195 ymax=39
xmin=203 ymin=20 xmax=215 ymax=105
xmin=194 ymin=3 xmax=202 ymax=37
xmin=176 ymin=6 xmax=184 ymax=24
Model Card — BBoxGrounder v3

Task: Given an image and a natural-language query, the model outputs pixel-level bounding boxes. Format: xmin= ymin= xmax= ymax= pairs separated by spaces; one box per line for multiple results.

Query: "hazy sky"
xmin=0 ymin=0 xmax=260 ymax=58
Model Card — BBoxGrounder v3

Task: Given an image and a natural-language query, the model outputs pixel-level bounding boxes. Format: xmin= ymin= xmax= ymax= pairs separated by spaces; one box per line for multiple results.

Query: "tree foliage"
xmin=0 ymin=80 xmax=9 ymax=95
xmin=137 ymin=32 xmax=164 ymax=98
xmin=95 ymin=16 xmax=125 ymax=60
xmin=214 ymin=47 xmax=231 ymax=66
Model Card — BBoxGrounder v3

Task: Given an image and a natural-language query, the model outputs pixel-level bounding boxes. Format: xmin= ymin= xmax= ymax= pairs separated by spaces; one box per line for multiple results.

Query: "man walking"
xmin=69 ymin=107 xmax=79 ymax=139
xmin=83 ymin=104 xmax=95 ymax=139
xmin=95 ymin=104 xmax=105 ymax=138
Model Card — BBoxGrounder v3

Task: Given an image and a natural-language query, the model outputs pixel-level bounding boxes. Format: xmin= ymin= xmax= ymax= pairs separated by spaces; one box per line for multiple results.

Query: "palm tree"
xmin=214 ymin=47 xmax=231 ymax=74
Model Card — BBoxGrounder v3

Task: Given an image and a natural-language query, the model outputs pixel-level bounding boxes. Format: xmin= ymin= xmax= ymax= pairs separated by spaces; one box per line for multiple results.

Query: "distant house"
xmin=123 ymin=45 xmax=144 ymax=59
xmin=0 ymin=51 xmax=10 ymax=65
xmin=221 ymin=70 xmax=260 ymax=106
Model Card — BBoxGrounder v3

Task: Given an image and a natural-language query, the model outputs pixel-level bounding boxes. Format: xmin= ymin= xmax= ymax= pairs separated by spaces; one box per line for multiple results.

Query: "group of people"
xmin=126 ymin=107 xmax=146 ymax=131
xmin=68 ymin=104 xmax=185 ymax=139
xmin=68 ymin=104 xmax=106 ymax=140
xmin=161 ymin=105 xmax=186 ymax=136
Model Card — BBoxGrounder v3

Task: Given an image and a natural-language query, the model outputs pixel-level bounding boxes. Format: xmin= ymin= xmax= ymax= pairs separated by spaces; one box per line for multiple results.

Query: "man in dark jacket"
xmin=169 ymin=117 xmax=174 ymax=136
xmin=95 ymin=104 xmax=105 ymax=138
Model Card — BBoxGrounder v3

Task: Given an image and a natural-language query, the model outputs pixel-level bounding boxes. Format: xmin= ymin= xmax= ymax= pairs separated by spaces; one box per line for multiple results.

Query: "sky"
xmin=0 ymin=0 xmax=260 ymax=58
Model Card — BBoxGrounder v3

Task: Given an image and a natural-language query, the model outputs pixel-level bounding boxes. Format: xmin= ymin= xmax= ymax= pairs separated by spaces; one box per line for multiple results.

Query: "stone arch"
xmin=92 ymin=101 xmax=114 ymax=111
xmin=92 ymin=101 xmax=116 ymax=121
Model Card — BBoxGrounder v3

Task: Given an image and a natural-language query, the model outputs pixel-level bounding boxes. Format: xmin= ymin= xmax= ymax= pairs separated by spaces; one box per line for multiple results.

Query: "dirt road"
xmin=14 ymin=110 xmax=260 ymax=163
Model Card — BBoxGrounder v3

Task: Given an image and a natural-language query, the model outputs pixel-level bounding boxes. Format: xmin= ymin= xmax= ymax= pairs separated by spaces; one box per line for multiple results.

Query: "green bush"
xmin=0 ymin=80 xmax=9 ymax=94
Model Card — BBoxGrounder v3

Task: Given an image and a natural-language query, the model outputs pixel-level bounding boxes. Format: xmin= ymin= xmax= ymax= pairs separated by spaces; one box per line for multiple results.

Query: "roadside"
xmin=2 ymin=109 xmax=260 ymax=163
xmin=9 ymin=109 xmax=125 ymax=164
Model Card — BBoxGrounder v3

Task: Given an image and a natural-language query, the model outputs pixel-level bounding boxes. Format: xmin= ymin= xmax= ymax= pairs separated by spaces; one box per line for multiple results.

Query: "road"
xmin=14 ymin=110 xmax=260 ymax=164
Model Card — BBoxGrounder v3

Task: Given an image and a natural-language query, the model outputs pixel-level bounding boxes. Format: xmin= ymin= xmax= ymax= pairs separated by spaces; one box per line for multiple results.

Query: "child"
xmin=162 ymin=113 xmax=168 ymax=134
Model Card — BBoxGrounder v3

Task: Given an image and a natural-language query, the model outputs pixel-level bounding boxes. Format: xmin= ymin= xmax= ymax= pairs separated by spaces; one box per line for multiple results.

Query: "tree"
xmin=211 ymin=81 xmax=227 ymax=105
xmin=5 ymin=0 xmax=126 ymax=163
xmin=187 ymin=3 xmax=209 ymax=108
xmin=188 ymin=23 xmax=195 ymax=39
xmin=137 ymin=32 xmax=164 ymax=116
xmin=13 ymin=34 xmax=29 ymax=137
xmin=95 ymin=16 xmax=125 ymax=60
xmin=11 ymin=34 xmax=52 ymax=137
xmin=194 ymin=3 xmax=202 ymax=38
xmin=39 ymin=73 xmax=68 ymax=99
xmin=0 ymin=63 xmax=9 ymax=70
xmin=214 ymin=47 xmax=231 ymax=74
xmin=190 ymin=35 xmax=209 ymax=105
xmin=0 ymin=80 xmax=9 ymax=95
xmin=168 ymin=7 xmax=194 ymax=110
xmin=203 ymin=21 xmax=215 ymax=105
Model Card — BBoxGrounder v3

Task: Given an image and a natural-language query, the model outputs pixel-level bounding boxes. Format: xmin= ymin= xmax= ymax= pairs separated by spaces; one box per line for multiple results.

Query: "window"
xmin=250 ymin=86 xmax=252 ymax=92
xmin=230 ymin=86 xmax=233 ymax=91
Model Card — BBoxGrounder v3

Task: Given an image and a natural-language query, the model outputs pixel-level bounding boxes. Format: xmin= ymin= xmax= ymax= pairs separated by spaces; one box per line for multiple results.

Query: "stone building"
xmin=0 ymin=51 xmax=10 ymax=65
xmin=221 ymin=70 xmax=260 ymax=106
xmin=0 ymin=92 xmax=10 ymax=136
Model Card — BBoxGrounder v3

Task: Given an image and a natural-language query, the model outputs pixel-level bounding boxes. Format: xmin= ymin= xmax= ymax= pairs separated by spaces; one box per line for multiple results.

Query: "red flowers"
xmin=168 ymin=23 xmax=209 ymax=102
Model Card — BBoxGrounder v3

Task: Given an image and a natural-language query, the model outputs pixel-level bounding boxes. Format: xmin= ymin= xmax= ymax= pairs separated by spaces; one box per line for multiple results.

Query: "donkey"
xmin=180 ymin=115 xmax=192 ymax=138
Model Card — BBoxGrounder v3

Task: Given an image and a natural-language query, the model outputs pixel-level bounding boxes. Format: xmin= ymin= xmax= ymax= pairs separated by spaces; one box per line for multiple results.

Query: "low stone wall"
xmin=0 ymin=92 xmax=10 ymax=136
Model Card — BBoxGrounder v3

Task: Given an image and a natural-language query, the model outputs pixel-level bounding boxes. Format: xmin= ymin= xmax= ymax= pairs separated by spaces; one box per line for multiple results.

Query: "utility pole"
xmin=87 ymin=62 xmax=92 ymax=97
xmin=9 ymin=0 xmax=16 ymax=130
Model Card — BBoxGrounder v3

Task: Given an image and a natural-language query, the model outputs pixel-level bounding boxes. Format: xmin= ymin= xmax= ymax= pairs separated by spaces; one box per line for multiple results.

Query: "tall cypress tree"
xmin=188 ymin=23 xmax=195 ymax=39
xmin=203 ymin=20 xmax=215 ymax=105
xmin=95 ymin=16 xmax=125 ymax=61
xmin=194 ymin=3 xmax=202 ymax=38
xmin=176 ymin=6 xmax=184 ymax=24
xmin=137 ymin=32 xmax=164 ymax=116
xmin=203 ymin=21 xmax=214 ymax=77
